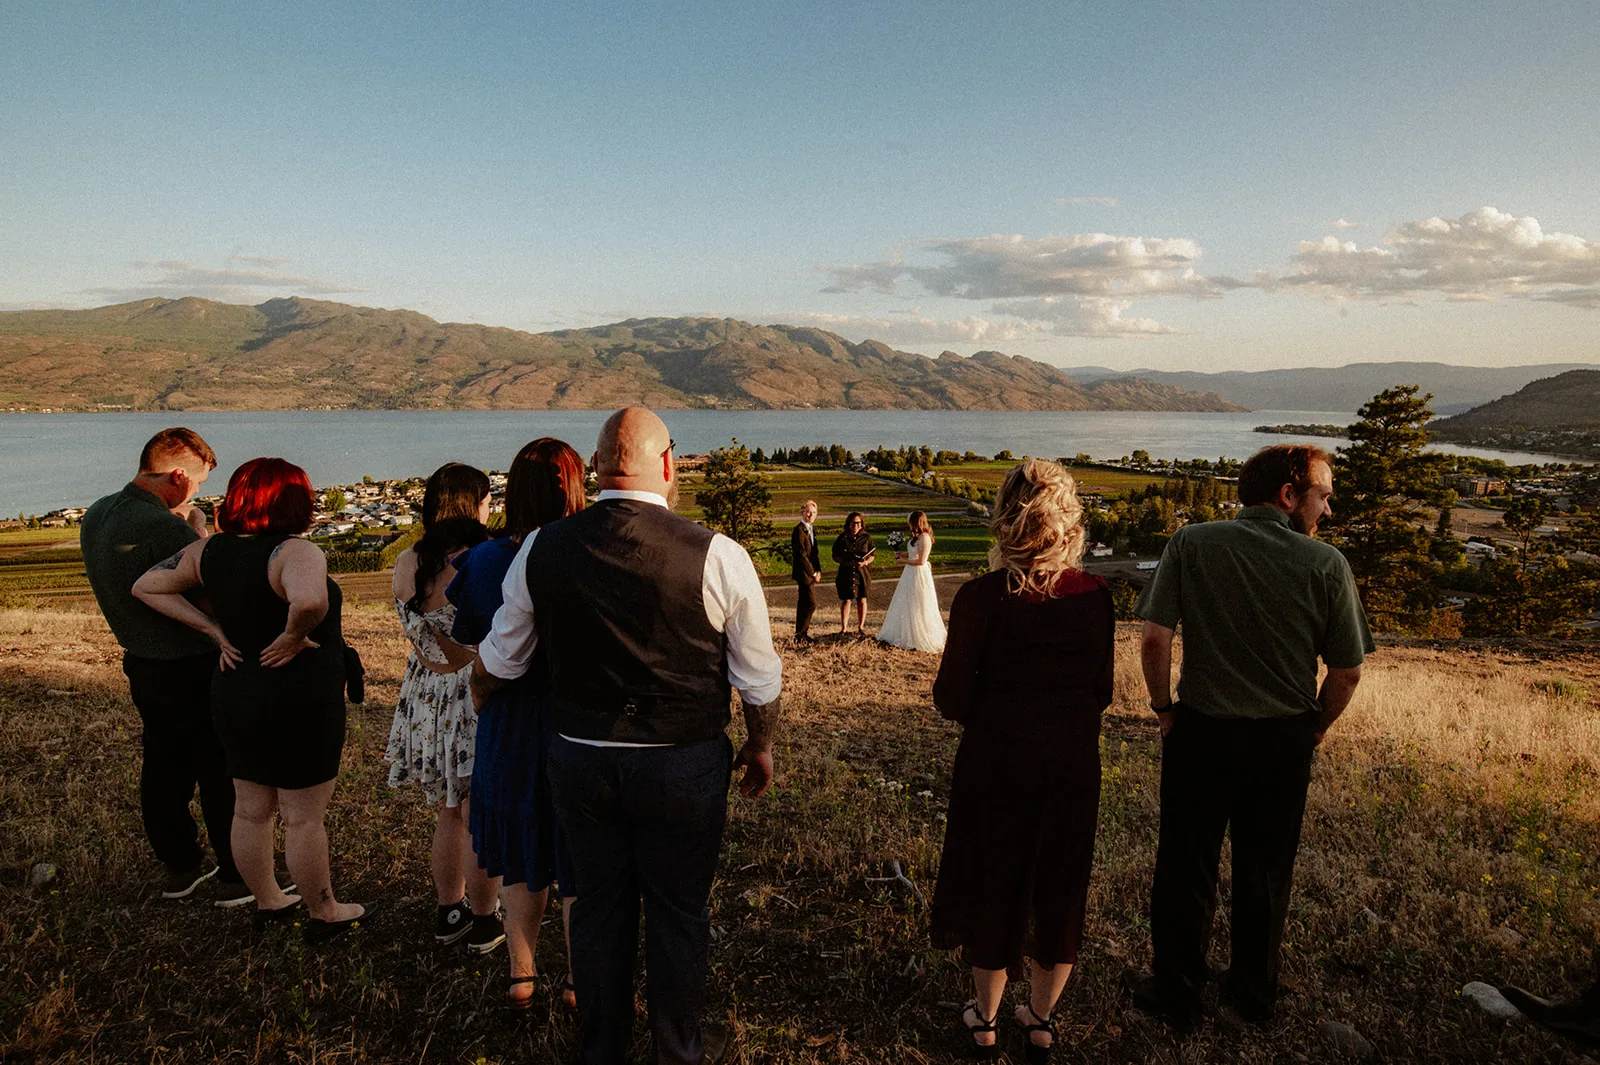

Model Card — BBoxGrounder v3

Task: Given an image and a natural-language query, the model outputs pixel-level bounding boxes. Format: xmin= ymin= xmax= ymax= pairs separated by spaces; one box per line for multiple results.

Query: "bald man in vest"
xmin=474 ymin=407 xmax=782 ymax=1065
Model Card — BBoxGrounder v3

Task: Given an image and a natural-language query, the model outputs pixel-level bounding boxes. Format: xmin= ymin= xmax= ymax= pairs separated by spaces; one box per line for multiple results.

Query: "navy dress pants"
xmin=549 ymin=734 xmax=733 ymax=1065
xmin=122 ymin=651 xmax=239 ymax=882
xmin=1151 ymin=708 xmax=1318 ymax=1024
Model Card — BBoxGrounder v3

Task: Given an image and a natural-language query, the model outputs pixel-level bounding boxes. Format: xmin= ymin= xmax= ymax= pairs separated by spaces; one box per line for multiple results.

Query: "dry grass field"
xmin=3 ymin=600 xmax=1600 ymax=1063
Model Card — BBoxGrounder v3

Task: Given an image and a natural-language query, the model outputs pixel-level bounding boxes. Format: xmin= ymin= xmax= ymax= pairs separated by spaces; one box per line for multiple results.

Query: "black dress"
xmin=928 ymin=568 xmax=1113 ymax=975
xmin=832 ymin=531 xmax=875 ymax=602
xmin=200 ymin=533 xmax=347 ymax=789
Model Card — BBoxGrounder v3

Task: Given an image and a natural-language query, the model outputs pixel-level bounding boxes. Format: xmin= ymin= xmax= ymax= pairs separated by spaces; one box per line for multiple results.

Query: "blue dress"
xmin=447 ymin=537 xmax=568 ymax=893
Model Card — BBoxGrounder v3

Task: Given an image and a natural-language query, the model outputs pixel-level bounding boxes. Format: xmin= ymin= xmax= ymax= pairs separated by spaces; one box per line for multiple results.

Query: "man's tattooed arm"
xmin=741 ymin=696 xmax=780 ymax=752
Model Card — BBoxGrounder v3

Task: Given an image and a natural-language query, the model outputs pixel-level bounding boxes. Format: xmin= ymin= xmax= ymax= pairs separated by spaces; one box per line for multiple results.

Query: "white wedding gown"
xmin=877 ymin=533 xmax=946 ymax=652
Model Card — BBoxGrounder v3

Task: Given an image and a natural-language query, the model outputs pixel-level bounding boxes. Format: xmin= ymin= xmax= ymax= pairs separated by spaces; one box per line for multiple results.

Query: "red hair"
xmin=217 ymin=457 xmax=315 ymax=535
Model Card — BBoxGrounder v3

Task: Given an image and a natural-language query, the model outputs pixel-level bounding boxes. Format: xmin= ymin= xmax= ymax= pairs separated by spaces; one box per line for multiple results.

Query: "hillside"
xmin=1061 ymin=361 xmax=1597 ymax=414
xmin=0 ymin=298 xmax=1242 ymax=413
xmin=1430 ymin=369 xmax=1600 ymax=458
xmin=4 ymin=605 xmax=1597 ymax=1063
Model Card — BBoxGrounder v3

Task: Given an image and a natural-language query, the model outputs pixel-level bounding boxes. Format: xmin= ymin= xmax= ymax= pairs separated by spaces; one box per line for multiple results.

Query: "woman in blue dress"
xmin=449 ymin=437 xmax=585 ymax=1009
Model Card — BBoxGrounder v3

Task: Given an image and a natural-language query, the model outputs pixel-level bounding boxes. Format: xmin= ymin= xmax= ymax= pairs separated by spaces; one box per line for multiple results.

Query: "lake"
xmin=0 ymin=408 xmax=1573 ymax=516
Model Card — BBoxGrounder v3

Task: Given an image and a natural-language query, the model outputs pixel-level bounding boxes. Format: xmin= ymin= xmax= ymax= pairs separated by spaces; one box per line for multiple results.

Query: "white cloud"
xmin=1332 ymin=218 xmax=1361 ymax=229
xmin=818 ymin=231 xmax=1216 ymax=337
xmin=990 ymin=296 xmax=1180 ymax=336
xmin=87 ymin=256 xmax=362 ymax=304
xmin=758 ymin=311 xmax=1044 ymax=346
xmin=1267 ymin=207 xmax=1600 ymax=305
xmin=1055 ymin=196 xmax=1119 ymax=207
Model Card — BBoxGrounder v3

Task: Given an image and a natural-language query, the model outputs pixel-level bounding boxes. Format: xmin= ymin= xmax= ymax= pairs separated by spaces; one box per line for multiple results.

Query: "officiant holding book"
xmin=832 ymin=512 xmax=875 ymax=636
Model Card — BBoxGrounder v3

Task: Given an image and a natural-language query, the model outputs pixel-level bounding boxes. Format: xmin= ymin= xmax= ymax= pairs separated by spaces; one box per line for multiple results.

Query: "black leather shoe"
xmin=1500 ymin=985 xmax=1600 ymax=1047
xmin=701 ymin=1021 xmax=732 ymax=1064
xmin=1121 ymin=969 xmax=1199 ymax=1036
xmin=305 ymin=901 xmax=378 ymax=945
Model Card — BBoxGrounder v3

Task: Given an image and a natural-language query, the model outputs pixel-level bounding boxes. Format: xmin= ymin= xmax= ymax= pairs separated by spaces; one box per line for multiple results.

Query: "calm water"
xmin=0 ymin=409 xmax=1571 ymax=516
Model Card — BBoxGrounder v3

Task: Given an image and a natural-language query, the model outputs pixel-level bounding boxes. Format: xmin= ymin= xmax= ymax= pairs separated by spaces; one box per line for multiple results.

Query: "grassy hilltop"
xmin=0 ymin=297 xmax=1244 ymax=414
xmin=3 ymin=600 xmax=1598 ymax=1063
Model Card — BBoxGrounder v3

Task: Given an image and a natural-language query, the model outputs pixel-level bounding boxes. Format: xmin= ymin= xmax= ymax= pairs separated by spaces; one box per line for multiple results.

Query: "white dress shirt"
xmin=478 ymin=489 xmax=783 ymax=745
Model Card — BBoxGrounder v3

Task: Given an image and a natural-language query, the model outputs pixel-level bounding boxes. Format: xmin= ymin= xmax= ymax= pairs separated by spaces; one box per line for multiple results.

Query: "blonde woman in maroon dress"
xmin=930 ymin=459 xmax=1114 ymax=1061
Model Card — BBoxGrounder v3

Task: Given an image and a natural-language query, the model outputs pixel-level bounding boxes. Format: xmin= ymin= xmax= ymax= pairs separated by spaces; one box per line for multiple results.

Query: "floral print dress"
xmin=384 ymin=599 xmax=476 ymax=807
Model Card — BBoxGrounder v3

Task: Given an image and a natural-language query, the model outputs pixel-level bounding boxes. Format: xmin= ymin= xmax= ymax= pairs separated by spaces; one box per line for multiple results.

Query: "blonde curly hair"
xmin=988 ymin=458 xmax=1087 ymax=597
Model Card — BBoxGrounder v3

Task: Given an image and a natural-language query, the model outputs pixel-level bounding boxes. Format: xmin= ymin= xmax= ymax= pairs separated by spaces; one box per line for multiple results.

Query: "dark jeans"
xmin=549 ymin=734 xmax=733 ymax=1065
xmin=123 ymin=652 xmax=239 ymax=882
xmin=1151 ymin=708 xmax=1317 ymax=1023
xmin=794 ymin=577 xmax=816 ymax=638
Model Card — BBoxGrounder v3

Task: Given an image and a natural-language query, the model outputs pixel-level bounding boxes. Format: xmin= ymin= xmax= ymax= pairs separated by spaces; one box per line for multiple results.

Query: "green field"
xmin=0 ymin=529 xmax=91 ymax=607
xmin=929 ymin=460 xmax=1170 ymax=498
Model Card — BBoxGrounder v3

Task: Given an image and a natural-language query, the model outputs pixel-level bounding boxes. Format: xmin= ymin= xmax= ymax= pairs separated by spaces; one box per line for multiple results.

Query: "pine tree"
xmin=1328 ymin=385 xmax=1450 ymax=633
xmin=696 ymin=438 xmax=774 ymax=550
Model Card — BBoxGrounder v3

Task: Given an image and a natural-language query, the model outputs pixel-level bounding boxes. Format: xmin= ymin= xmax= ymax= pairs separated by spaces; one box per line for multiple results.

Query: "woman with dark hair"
xmin=384 ymin=462 xmax=500 ymax=952
xmin=929 ymin=459 xmax=1113 ymax=1062
xmin=447 ymin=438 xmax=586 ymax=1008
xmin=832 ymin=511 xmax=876 ymax=635
xmin=134 ymin=457 xmax=367 ymax=939
xmin=877 ymin=510 xmax=946 ymax=652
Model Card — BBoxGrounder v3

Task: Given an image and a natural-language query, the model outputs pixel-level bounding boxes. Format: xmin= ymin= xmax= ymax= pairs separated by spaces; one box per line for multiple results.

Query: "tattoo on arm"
xmin=153 ymin=549 xmax=185 ymax=571
xmin=269 ymin=540 xmax=288 ymax=562
xmin=741 ymin=696 xmax=781 ymax=750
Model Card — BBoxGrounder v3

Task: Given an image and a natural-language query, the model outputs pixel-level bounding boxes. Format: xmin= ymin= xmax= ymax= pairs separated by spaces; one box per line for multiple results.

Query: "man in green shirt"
xmin=81 ymin=428 xmax=248 ymax=904
xmin=1125 ymin=444 xmax=1373 ymax=1031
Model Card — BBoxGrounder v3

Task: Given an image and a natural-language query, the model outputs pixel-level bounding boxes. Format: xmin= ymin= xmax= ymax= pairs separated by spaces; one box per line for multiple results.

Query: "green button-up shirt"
xmin=1133 ymin=505 xmax=1373 ymax=719
xmin=81 ymin=484 xmax=215 ymax=660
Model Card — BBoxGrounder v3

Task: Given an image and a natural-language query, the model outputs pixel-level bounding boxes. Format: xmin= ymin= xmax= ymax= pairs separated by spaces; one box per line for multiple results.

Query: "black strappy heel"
xmin=506 ymin=974 xmax=537 ymax=1010
xmin=1018 ymin=1003 xmax=1055 ymax=1064
xmin=960 ymin=1001 xmax=1000 ymax=1060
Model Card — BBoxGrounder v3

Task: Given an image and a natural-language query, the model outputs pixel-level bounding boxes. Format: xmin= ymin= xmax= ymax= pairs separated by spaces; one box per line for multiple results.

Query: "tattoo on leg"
xmin=320 ymin=887 xmax=331 ymax=902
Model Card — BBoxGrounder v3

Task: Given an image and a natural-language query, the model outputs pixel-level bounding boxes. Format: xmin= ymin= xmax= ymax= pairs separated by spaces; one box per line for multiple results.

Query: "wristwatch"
xmin=1150 ymin=699 xmax=1172 ymax=714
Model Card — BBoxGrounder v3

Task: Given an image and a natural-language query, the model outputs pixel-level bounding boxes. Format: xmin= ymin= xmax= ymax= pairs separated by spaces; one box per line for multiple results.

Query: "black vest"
xmin=526 ymin=499 xmax=732 ymax=743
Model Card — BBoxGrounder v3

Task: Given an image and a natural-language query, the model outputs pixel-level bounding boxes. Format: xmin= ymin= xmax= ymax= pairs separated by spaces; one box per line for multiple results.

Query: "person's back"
xmin=200 ymin=532 xmax=343 ymax=665
xmin=83 ymin=484 xmax=214 ymax=661
xmin=528 ymin=500 xmax=731 ymax=744
xmin=1151 ymin=508 xmax=1367 ymax=719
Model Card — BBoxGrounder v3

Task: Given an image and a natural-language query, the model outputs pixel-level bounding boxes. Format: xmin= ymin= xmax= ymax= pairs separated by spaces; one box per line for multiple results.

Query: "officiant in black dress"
xmin=832 ymin=512 xmax=875 ymax=635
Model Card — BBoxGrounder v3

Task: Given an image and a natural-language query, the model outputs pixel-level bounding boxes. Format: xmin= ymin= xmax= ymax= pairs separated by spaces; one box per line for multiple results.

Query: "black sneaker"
xmin=161 ymin=858 xmax=218 ymax=899
xmin=435 ymin=898 xmax=472 ymax=945
xmin=465 ymin=910 xmax=506 ymax=955
xmin=214 ymin=871 xmax=297 ymax=909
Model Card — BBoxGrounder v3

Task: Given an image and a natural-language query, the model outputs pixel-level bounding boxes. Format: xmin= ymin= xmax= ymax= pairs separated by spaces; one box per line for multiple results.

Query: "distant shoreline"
xmin=1253 ymin=422 xmax=1345 ymax=438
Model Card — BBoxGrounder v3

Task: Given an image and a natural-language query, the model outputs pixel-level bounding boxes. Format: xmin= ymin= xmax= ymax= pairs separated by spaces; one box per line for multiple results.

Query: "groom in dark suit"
xmin=790 ymin=500 xmax=822 ymax=642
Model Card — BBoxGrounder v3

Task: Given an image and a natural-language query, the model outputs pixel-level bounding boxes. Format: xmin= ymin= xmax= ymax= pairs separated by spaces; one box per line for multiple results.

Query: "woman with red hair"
xmin=135 ymin=457 xmax=368 ymax=941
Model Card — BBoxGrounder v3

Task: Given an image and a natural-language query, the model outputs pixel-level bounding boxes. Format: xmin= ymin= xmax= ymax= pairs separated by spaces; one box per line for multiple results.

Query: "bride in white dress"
xmin=877 ymin=511 xmax=947 ymax=652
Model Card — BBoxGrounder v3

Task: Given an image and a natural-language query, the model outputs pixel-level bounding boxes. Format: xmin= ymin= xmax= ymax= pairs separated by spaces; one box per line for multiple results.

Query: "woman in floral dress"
xmin=386 ymin=462 xmax=502 ymax=952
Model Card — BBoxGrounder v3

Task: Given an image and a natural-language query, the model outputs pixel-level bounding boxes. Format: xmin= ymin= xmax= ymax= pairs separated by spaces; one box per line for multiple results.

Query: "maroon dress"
xmin=928 ymin=568 xmax=1114 ymax=975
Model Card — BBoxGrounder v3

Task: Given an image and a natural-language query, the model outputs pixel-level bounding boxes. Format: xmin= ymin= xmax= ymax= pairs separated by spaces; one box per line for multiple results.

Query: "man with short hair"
xmin=81 ymin=428 xmax=247 ymax=904
xmin=474 ymin=407 xmax=782 ymax=1065
xmin=1126 ymin=444 xmax=1372 ymax=1031
xmin=790 ymin=499 xmax=822 ymax=642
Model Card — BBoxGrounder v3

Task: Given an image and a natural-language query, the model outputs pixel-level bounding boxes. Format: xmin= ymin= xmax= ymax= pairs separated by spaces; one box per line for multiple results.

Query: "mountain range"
xmin=1061 ymin=362 xmax=1597 ymax=415
xmin=0 ymin=298 xmax=1242 ymax=413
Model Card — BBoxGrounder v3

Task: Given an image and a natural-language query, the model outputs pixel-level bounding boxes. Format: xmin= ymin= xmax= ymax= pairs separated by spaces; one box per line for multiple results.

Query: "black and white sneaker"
xmin=161 ymin=858 xmax=218 ymax=899
xmin=435 ymin=898 xmax=472 ymax=945
xmin=465 ymin=909 xmax=506 ymax=955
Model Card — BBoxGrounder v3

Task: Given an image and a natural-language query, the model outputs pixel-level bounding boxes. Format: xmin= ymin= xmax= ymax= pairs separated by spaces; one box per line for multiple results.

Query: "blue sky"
xmin=4 ymin=1 xmax=1599 ymax=371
